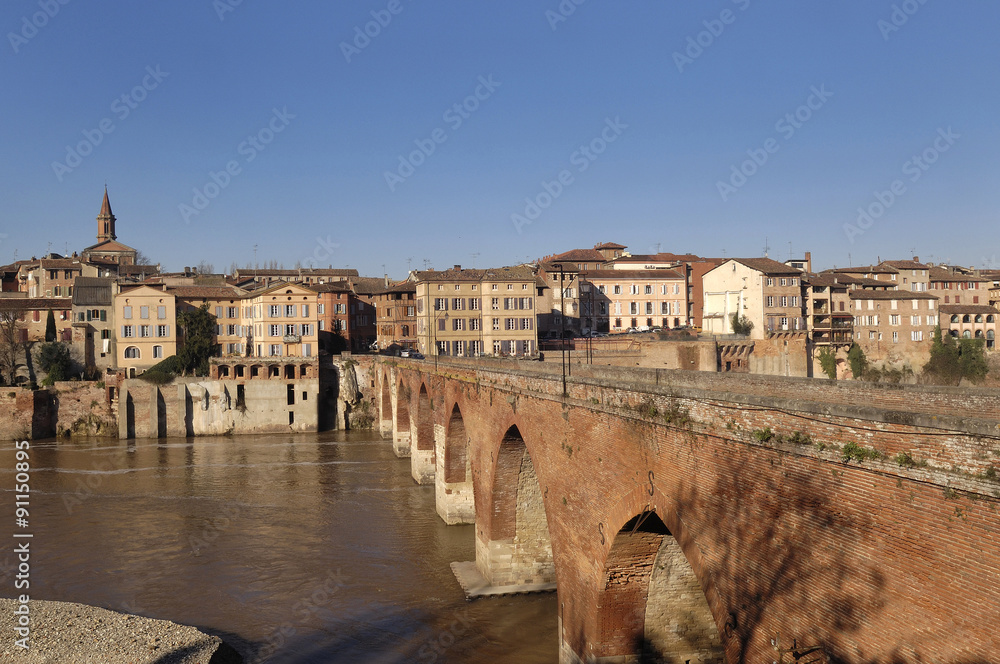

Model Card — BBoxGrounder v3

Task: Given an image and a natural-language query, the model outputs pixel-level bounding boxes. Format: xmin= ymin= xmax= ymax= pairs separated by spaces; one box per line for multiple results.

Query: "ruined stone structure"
xmin=378 ymin=357 xmax=1000 ymax=664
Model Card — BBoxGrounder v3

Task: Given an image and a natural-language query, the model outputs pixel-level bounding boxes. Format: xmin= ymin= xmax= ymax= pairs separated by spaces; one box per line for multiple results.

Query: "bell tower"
xmin=96 ymin=186 xmax=116 ymax=243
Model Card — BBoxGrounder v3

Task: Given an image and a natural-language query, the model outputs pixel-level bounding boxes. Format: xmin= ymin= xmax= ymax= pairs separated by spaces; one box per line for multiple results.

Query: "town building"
xmin=374 ymin=281 xmax=418 ymax=353
xmin=0 ymin=296 xmax=74 ymax=343
xmin=114 ymin=285 xmax=177 ymax=376
xmin=579 ymin=269 xmax=687 ymax=333
xmin=313 ymin=277 xmax=381 ymax=353
xmin=414 ymin=266 xmax=538 ymax=357
xmin=940 ymin=305 xmax=998 ymax=349
xmin=80 ymin=188 xmax=139 ymax=267
xmin=702 ymin=258 xmax=806 ymax=338
xmin=849 ymin=290 xmax=939 ymax=367
xmin=802 ymin=274 xmax=853 ymax=348
xmin=244 ymin=283 xmax=319 ymax=359
xmin=928 ymin=266 xmax=990 ymax=305
xmin=71 ymin=277 xmax=116 ymax=372
xmin=172 ymin=285 xmax=249 ymax=358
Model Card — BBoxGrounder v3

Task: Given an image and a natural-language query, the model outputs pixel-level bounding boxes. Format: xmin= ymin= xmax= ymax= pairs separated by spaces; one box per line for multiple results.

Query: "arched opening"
xmin=437 ymin=403 xmax=474 ymax=524
xmin=284 ymin=364 xmax=295 ymax=379
xmin=380 ymin=373 xmax=392 ymax=429
xmin=395 ymin=381 xmax=410 ymax=431
xmin=411 ymin=383 xmax=436 ymax=484
xmin=416 ymin=384 xmax=433 ymax=452
xmin=445 ymin=404 xmax=468 ymax=483
xmin=478 ymin=425 xmax=554 ymax=587
xmin=963 ymin=330 xmax=972 ymax=338
xmin=975 ymin=314 xmax=984 ymax=323
xmin=596 ymin=511 xmax=723 ymax=663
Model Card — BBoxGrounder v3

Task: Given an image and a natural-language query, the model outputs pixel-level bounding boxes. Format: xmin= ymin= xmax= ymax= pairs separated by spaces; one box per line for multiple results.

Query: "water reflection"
xmin=0 ymin=432 xmax=557 ymax=663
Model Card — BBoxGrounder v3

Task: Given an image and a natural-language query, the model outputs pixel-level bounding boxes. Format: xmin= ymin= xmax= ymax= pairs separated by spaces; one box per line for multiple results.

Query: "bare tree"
xmin=195 ymin=260 xmax=215 ymax=274
xmin=135 ymin=250 xmax=154 ymax=265
xmin=0 ymin=312 xmax=24 ymax=385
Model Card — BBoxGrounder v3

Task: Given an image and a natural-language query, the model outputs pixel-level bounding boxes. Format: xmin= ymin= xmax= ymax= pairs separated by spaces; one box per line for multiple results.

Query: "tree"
xmin=195 ymin=260 xmax=215 ymax=275
xmin=730 ymin=313 xmax=754 ymax=336
xmin=45 ymin=309 xmax=56 ymax=342
xmin=924 ymin=326 xmax=989 ymax=385
xmin=135 ymin=250 xmax=154 ymax=266
xmin=37 ymin=342 xmax=72 ymax=385
xmin=847 ymin=343 xmax=868 ymax=379
xmin=177 ymin=305 xmax=217 ymax=376
xmin=817 ymin=346 xmax=837 ymax=380
xmin=0 ymin=312 xmax=24 ymax=385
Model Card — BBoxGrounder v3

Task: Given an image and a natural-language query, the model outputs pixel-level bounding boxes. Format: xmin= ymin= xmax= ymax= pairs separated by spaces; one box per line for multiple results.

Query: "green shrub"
xmin=842 ymin=442 xmax=884 ymax=463
xmin=752 ymin=427 xmax=774 ymax=443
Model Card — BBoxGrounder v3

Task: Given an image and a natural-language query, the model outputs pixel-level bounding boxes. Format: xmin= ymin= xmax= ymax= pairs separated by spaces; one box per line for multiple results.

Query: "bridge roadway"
xmin=373 ymin=356 xmax=1000 ymax=664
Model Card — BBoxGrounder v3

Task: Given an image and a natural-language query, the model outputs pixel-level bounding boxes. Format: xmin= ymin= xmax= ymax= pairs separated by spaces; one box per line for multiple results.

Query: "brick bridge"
xmin=374 ymin=357 xmax=1000 ymax=664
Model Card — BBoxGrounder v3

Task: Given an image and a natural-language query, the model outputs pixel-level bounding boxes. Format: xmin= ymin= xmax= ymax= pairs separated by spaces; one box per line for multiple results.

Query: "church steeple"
xmin=97 ymin=186 xmax=116 ymax=243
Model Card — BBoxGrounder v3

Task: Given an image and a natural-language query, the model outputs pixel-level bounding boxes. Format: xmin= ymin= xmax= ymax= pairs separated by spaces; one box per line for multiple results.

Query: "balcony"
xmin=282 ymin=334 xmax=301 ymax=343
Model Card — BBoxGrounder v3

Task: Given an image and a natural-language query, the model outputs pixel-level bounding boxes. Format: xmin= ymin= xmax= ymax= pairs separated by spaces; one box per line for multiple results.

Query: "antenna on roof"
xmin=470 ymin=252 xmax=480 ymax=267
xmin=762 ymin=237 xmax=770 ymax=258
xmin=406 ymin=257 xmax=413 ymax=273
xmin=422 ymin=259 xmax=430 ymax=270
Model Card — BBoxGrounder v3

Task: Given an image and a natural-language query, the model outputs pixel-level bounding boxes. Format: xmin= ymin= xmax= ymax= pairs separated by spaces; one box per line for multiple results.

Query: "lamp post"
xmin=559 ymin=264 xmax=567 ymax=396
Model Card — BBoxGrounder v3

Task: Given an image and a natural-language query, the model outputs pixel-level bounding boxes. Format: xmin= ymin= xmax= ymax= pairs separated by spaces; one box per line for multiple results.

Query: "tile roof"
xmin=594 ymin=242 xmax=627 ymax=250
xmin=0 ymin=297 xmax=72 ymax=312
xmin=929 ymin=267 xmax=989 ymax=283
xmin=548 ymin=249 xmax=608 ymax=263
xmin=731 ymin=258 xmax=803 ymax=274
xmin=939 ymin=304 xmax=998 ymax=315
xmin=580 ymin=269 xmax=685 ymax=280
xmin=167 ymin=286 xmax=245 ymax=299
xmin=828 ymin=265 xmax=899 ymax=274
xmin=71 ymin=278 xmax=114 ymax=306
xmin=880 ymin=259 xmax=929 ymax=270
xmin=848 ymin=290 xmax=938 ymax=300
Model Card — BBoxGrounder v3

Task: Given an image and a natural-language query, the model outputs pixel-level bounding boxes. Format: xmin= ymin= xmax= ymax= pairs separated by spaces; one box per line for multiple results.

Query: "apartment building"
xmin=702 ymin=258 xmax=806 ymax=338
xmin=849 ymin=290 xmax=939 ymax=365
xmin=929 ymin=267 xmax=990 ymax=305
xmin=173 ymin=286 xmax=249 ymax=358
xmin=71 ymin=277 xmax=116 ymax=371
xmin=115 ymin=285 xmax=177 ymax=376
xmin=244 ymin=283 xmax=319 ymax=359
xmin=802 ymin=274 xmax=853 ymax=347
xmin=0 ymin=296 xmax=74 ymax=343
xmin=313 ymin=278 xmax=380 ymax=353
xmin=579 ymin=269 xmax=687 ymax=333
xmin=415 ymin=266 xmax=538 ymax=357
xmin=375 ymin=281 xmax=418 ymax=352
xmin=940 ymin=305 xmax=998 ymax=349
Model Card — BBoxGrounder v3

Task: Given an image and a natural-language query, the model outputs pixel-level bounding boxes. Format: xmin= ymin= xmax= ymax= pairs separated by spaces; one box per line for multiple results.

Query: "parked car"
xmin=400 ymin=349 xmax=411 ymax=357
xmin=410 ymin=351 xmax=425 ymax=359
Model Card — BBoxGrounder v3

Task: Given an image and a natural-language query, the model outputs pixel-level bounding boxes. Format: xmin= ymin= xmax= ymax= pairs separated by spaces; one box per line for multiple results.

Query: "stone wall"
xmin=0 ymin=383 xmax=115 ymax=440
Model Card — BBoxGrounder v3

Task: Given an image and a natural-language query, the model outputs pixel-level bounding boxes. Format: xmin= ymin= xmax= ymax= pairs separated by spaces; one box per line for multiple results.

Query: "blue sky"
xmin=1 ymin=1 xmax=998 ymax=277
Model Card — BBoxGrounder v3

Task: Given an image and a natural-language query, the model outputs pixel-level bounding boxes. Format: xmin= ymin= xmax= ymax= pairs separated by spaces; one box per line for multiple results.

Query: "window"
xmin=301 ymin=324 xmax=313 ymax=336
xmin=406 ymin=306 xmax=415 ymax=316
xmin=153 ymin=345 xmax=163 ymax=359
xmin=505 ymin=318 xmax=517 ymax=330
xmin=435 ymin=298 xmax=448 ymax=311
xmin=644 ymin=285 xmax=652 ymax=295
xmin=269 ymin=344 xmax=282 ymax=356
xmin=139 ymin=325 xmax=151 ymax=338
xmin=453 ymin=318 xmax=465 ymax=331
xmin=910 ymin=316 xmax=921 ymax=326
xmin=285 ymin=324 xmax=297 ymax=336
xmin=156 ymin=325 xmax=169 ymax=337
xmin=269 ymin=305 xmax=281 ymax=317
xmin=121 ymin=325 xmax=134 ymax=338
xmin=630 ymin=302 xmax=638 ymax=315
xmin=470 ymin=319 xmax=480 ymax=331
xmin=892 ymin=331 xmax=898 ymax=343
xmin=791 ymin=296 xmax=799 ymax=307
xmin=521 ymin=318 xmax=532 ymax=330
xmin=492 ymin=318 xmax=500 ymax=330
xmin=124 ymin=346 xmax=139 ymax=359
xmin=766 ymin=296 xmax=775 ymax=307
xmin=318 ymin=303 xmax=325 ymax=314
xmin=780 ymin=296 xmax=788 ymax=307
xmin=598 ymin=285 xmax=606 ymax=294
xmin=470 ymin=299 xmax=480 ymax=311
xmin=889 ymin=315 xmax=899 ymax=326
xmin=123 ymin=306 xmax=132 ymax=319
xmin=269 ymin=324 xmax=281 ymax=337
xmin=157 ymin=306 xmax=166 ymax=319
xmin=869 ymin=331 xmax=877 ymax=339
xmin=454 ymin=340 xmax=465 ymax=355
xmin=507 ymin=284 xmax=514 ymax=290
xmin=454 ymin=284 xmax=461 ymax=291
xmin=779 ymin=317 xmax=788 ymax=329
xmin=452 ymin=298 xmax=464 ymax=310
xmin=766 ymin=278 xmax=774 ymax=287
xmin=285 ymin=305 xmax=296 ymax=317
xmin=491 ymin=298 xmax=499 ymax=310
xmin=645 ymin=302 xmax=653 ymax=315
xmin=471 ymin=340 xmax=482 ymax=354
xmin=630 ymin=284 xmax=639 ymax=295
xmin=911 ymin=330 xmax=923 ymax=342
xmin=613 ymin=285 xmax=621 ymax=295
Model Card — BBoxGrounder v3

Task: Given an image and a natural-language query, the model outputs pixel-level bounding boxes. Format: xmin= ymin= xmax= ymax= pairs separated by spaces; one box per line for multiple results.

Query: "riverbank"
xmin=0 ymin=599 xmax=242 ymax=663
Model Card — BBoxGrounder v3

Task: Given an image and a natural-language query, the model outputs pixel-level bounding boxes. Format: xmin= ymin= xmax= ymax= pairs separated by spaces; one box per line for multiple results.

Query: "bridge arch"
xmin=411 ymin=382 xmax=435 ymax=484
xmin=392 ymin=378 xmax=411 ymax=457
xmin=435 ymin=403 xmax=474 ymax=524
xmin=378 ymin=371 xmax=392 ymax=434
xmin=594 ymin=510 xmax=724 ymax=663
xmin=476 ymin=424 xmax=554 ymax=587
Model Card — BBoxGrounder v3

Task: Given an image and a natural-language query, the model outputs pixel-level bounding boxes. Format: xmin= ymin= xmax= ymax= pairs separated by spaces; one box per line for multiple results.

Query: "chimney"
xmin=913 ymin=256 xmax=919 ymax=262
xmin=454 ymin=265 xmax=461 ymax=270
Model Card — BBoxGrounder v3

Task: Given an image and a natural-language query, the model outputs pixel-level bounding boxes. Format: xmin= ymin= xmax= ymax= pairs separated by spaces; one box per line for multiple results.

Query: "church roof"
xmin=99 ymin=187 xmax=114 ymax=218
xmin=83 ymin=239 xmax=137 ymax=253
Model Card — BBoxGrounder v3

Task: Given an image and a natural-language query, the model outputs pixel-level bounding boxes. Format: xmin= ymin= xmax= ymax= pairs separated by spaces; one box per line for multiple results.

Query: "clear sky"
xmin=1 ymin=1 xmax=998 ymax=278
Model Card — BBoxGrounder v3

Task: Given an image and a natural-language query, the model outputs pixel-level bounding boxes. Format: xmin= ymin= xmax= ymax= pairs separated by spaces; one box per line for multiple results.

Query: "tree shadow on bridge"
xmin=676 ymin=447 xmax=891 ymax=664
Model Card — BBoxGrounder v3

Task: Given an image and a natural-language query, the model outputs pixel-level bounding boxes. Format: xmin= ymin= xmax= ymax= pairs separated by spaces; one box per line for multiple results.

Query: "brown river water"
xmin=1 ymin=431 xmax=557 ymax=662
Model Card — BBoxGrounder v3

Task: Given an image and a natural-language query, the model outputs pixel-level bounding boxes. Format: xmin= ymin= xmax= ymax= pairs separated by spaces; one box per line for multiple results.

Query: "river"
xmin=0 ymin=431 xmax=557 ymax=662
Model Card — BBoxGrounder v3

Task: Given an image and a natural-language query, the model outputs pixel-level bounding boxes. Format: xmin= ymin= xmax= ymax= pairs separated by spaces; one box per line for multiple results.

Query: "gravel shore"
xmin=0 ymin=598 xmax=242 ymax=663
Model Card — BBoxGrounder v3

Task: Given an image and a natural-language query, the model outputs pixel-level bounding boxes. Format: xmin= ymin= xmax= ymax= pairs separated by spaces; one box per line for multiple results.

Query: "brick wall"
xmin=386 ymin=357 xmax=1000 ymax=663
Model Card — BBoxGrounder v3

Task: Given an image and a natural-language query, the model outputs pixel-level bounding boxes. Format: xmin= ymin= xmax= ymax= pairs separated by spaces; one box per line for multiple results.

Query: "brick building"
xmin=313 ymin=277 xmax=381 ymax=353
xmin=71 ymin=277 xmax=116 ymax=372
xmin=849 ymin=290 xmax=939 ymax=366
xmin=579 ymin=269 xmax=687 ymax=334
xmin=375 ymin=281 xmax=418 ymax=352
